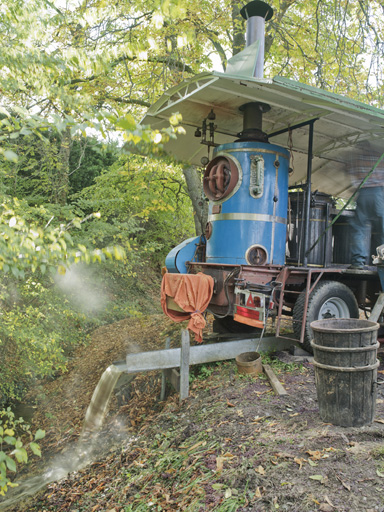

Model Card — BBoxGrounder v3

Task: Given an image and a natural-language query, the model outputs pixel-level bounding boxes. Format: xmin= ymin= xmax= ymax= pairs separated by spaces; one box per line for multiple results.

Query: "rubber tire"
xmin=292 ymin=280 xmax=359 ymax=353
xmin=214 ymin=316 xmax=261 ymax=334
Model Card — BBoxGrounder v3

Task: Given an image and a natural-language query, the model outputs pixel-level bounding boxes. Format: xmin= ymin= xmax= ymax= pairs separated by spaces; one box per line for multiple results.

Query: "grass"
xmin=371 ymin=444 xmax=384 ymax=473
xmin=261 ymin=354 xmax=304 ymax=373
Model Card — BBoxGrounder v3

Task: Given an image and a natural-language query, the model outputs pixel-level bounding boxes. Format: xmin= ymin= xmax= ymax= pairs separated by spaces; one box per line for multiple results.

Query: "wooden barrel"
xmin=310 ymin=319 xmax=379 ymax=427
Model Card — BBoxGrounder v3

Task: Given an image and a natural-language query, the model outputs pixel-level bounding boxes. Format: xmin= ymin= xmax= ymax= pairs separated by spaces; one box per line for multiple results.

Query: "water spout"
xmin=0 ymin=361 xmax=133 ymax=511
xmin=81 ymin=361 xmax=134 ymax=435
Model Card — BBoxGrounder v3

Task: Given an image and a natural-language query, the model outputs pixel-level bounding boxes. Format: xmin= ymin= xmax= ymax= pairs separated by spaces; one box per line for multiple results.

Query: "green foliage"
xmin=0 ymin=194 xmax=131 ymax=405
xmin=0 ymin=197 xmax=126 ymax=279
xmin=190 ymin=361 xmax=224 ymax=382
xmin=0 ymin=275 xmax=92 ymax=403
xmin=2 ymin=132 xmax=119 ymax=206
xmin=0 ymin=407 xmax=45 ymax=496
xmin=68 ymin=138 xmax=119 ymax=195
xmin=261 ymin=354 xmax=303 ymax=374
xmin=265 ymin=0 xmax=384 ymax=105
xmin=76 ymin=154 xmax=195 ymax=267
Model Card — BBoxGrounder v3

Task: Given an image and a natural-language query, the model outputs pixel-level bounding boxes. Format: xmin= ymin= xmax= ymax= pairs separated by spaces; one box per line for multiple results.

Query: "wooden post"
xmin=179 ymin=330 xmax=190 ymax=402
xmin=370 ymin=292 xmax=384 ymax=323
xmin=160 ymin=337 xmax=171 ymax=401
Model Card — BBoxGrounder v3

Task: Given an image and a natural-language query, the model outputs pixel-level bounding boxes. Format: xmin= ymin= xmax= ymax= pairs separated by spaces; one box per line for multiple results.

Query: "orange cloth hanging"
xmin=161 ymin=272 xmax=214 ymax=343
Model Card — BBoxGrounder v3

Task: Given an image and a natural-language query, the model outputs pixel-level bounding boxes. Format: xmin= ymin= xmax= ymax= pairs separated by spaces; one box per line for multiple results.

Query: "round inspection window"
xmin=203 ymin=155 xmax=239 ymax=201
xmin=246 ymin=245 xmax=268 ymax=266
xmin=205 ymin=221 xmax=213 ymax=240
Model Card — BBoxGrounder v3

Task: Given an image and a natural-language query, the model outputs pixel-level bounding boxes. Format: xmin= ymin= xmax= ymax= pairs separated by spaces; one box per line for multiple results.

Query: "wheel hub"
xmin=318 ymin=296 xmax=350 ymax=319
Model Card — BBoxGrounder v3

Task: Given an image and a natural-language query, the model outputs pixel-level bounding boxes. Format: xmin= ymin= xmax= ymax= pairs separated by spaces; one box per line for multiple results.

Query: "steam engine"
xmin=161 ymin=0 xmax=383 ymax=343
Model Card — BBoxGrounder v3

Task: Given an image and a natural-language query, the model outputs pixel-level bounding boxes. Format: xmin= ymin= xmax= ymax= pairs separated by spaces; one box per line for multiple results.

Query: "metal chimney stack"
xmin=236 ymin=1 xmax=273 ymax=142
xmin=240 ymin=0 xmax=273 ymax=79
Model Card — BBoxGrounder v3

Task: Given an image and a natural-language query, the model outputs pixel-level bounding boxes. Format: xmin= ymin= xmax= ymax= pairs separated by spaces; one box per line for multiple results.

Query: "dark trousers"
xmin=350 ymin=186 xmax=384 ymax=266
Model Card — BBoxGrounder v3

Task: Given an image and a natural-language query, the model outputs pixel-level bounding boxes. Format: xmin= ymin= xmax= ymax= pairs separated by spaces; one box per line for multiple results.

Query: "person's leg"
xmin=349 ymin=189 xmax=371 ymax=267
xmin=371 ymin=187 xmax=384 ymax=258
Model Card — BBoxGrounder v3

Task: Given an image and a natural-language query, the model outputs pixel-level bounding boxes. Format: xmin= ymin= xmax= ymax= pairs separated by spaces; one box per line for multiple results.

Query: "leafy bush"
xmin=0 ymin=275 xmax=92 ymax=404
xmin=0 ymin=197 xmax=128 ymax=405
xmin=75 ymin=154 xmax=195 ymax=268
xmin=0 ymin=407 xmax=45 ymax=495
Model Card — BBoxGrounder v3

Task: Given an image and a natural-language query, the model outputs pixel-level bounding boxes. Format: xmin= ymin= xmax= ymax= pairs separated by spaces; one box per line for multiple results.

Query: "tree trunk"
xmin=182 ymin=165 xmax=208 ymax=235
xmin=232 ymin=0 xmax=245 ymax=56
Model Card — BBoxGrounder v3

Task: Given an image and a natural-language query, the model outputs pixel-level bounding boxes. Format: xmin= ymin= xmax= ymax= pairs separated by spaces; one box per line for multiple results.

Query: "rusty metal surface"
xmin=189 ymin=261 xmax=381 ymax=339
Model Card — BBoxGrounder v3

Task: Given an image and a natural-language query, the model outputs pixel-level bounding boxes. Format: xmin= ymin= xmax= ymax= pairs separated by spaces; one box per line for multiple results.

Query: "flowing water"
xmin=0 ymin=360 xmax=134 ymax=511
xmin=82 ymin=361 xmax=129 ymax=434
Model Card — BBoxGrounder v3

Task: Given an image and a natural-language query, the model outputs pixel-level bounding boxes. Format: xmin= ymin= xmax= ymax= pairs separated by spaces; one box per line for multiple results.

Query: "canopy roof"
xmin=142 ymin=71 xmax=384 ymax=198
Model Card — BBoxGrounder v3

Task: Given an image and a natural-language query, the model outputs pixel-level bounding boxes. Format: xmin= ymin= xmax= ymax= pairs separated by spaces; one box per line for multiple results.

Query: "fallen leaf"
xmin=294 ymin=457 xmax=305 ymax=469
xmin=289 ymin=413 xmax=299 ymax=417
xmin=375 ymin=419 xmax=384 ymax=424
xmin=306 ymin=450 xmax=322 ymax=460
xmin=377 ymin=469 xmax=384 ymax=478
xmin=225 ymin=488 xmax=232 ymax=498
xmin=226 ymin=399 xmax=235 ymax=407
xmin=309 ymin=474 xmax=324 ymax=482
xmin=187 ymin=440 xmax=206 ymax=452
xmin=324 ymin=495 xmax=335 ymax=508
xmin=308 ymin=459 xmax=318 ymax=467
xmin=252 ymin=416 xmax=265 ymax=423
xmin=256 ymin=465 xmax=265 ymax=475
xmin=216 ymin=456 xmax=224 ymax=472
xmin=255 ymin=486 xmax=263 ymax=498
xmin=336 ymin=476 xmax=351 ymax=491
xmin=237 ymin=409 xmax=244 ymax=417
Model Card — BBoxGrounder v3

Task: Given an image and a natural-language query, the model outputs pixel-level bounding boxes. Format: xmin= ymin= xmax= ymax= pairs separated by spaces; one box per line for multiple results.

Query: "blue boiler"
xmin=204 ymin=141 xmax=289 ymax=266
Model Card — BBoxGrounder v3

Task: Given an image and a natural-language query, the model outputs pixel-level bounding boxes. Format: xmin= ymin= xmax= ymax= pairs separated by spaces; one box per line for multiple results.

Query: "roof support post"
xmin=303 ymin=120 xmax=315 ymax=267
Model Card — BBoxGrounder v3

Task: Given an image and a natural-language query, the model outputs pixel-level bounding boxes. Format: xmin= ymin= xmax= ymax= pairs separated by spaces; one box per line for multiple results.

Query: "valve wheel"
xmin=207 ymin=160 xmax=228 ymax=197
xmin=203 ymin=155 xmax=239 ymax=201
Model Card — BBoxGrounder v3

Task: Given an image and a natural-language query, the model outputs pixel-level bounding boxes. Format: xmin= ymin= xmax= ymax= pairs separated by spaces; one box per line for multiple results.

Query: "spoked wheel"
xmin=293 ymin=280 xmax=359 ymax=352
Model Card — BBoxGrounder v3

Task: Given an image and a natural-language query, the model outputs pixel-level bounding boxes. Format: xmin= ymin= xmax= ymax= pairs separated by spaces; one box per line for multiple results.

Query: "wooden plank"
xmin=263 ymin=364 xmax=288 ymax=396
xmin=164 ymin=369 xmax=180 ymax=392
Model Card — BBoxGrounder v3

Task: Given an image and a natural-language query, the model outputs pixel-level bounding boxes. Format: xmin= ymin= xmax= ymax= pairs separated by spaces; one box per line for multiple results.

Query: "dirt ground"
xmin=2 ymin=314 xmax=384 ymax=512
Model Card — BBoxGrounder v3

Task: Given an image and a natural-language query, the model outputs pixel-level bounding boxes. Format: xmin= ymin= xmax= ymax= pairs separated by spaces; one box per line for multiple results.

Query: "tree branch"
xmin=69 ymin=54 xmax=194 ymax=87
